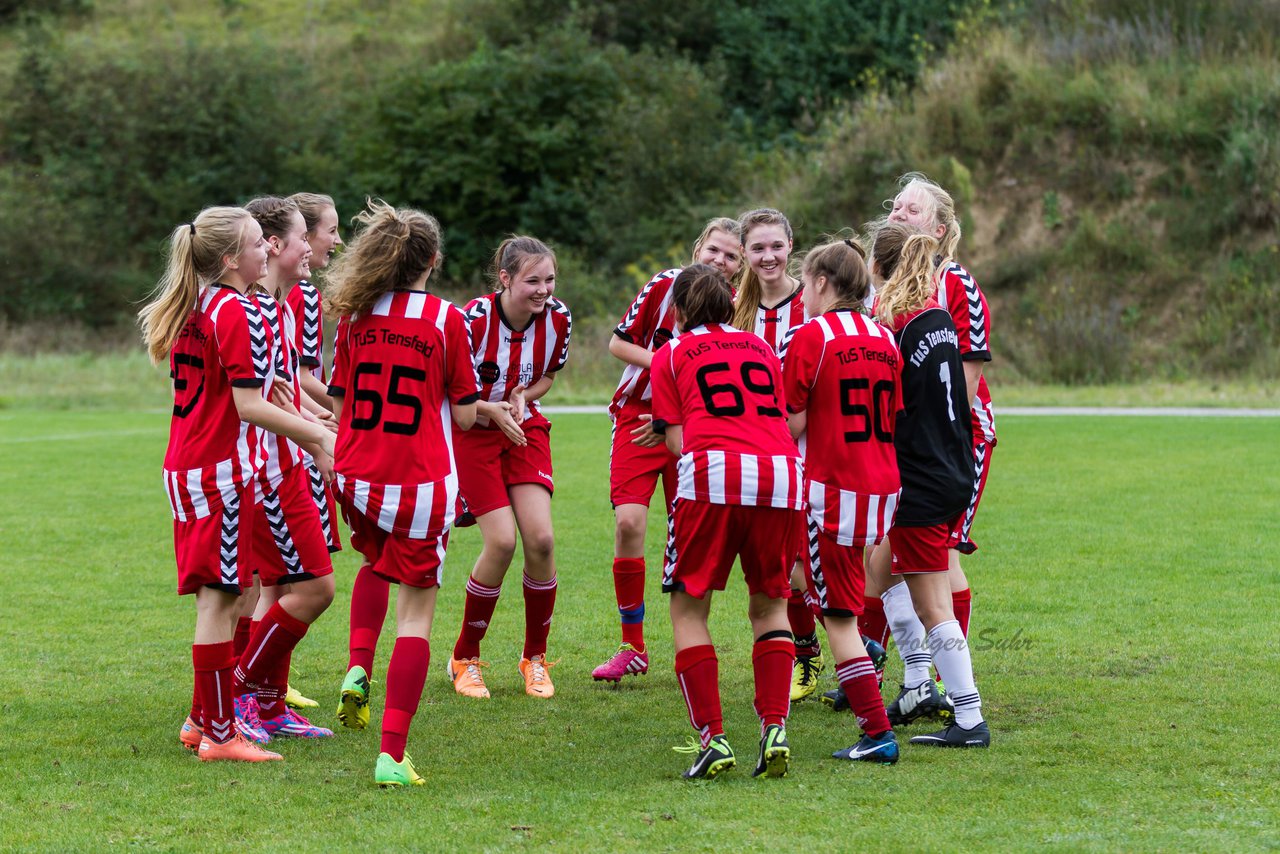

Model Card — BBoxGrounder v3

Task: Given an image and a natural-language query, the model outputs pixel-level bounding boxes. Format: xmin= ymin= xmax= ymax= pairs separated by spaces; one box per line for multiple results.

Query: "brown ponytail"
xmin=324 ymin=199 xmax=443 ymax=318
xmin=672 ymin=263 xmax=733 ymax=330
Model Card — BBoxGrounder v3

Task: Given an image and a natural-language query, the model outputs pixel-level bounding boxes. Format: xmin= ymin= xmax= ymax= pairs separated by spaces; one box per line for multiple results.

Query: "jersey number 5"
xmin=350 ymin=363 xmax=425 ymax=435
xmin=172 ymin=353 xmax=205 ymax=418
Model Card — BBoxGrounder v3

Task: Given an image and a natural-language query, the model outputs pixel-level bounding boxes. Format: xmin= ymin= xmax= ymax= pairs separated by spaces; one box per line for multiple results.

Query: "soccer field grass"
xmin=1 ymin=409 xmax=1277 ymax=851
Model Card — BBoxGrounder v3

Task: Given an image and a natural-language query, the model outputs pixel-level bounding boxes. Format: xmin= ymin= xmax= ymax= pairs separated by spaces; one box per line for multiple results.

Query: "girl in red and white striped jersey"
xmin=782 ymin=238 xmax=901 ymax=763
xmin=592 ymin=216 xmax=743 ymax=683
xmin=731 ymin=208 xmax=822 ymax=699
xmin=280 ymin=193 xmax=346 ymax=712
xmin=447 ymin=236 xmax=572 ymax=700
xmin=139 ymin=206 xmax=335 ymax=762
xmin=325 ymin=200 xmax=479 ymax=787
xmin=230 ymin=196 xmax=337 ymax=741
xmin=650 ymin=264 xmax=804 ymax=779
xmin=858 ymin=173 xmax=995 ymax=654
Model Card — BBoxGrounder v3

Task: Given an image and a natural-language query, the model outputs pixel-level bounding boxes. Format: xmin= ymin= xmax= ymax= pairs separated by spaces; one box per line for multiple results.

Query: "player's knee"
xmin=522 ymin=529 xmax=555 ymax=565
xmin=615 ymin=511 xmax=646 ymax=544
xmin=485 ymin=533 xmax=519 ymax=566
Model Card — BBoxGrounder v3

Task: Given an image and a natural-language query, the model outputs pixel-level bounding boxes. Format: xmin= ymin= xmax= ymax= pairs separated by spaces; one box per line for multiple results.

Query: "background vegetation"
xmin=0 ymin=0 xmax=1276 ymax=384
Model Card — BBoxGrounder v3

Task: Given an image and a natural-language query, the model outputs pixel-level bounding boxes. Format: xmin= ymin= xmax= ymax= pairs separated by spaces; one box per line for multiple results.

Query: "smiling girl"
xmin=447 ymin=236 xmax=572 ymax=699
xmin=140 ymin=206 xmax=335 ymax=762
xmin=592 ymin=216 xmax=742 ymax=683
xmin=731 ymin=208 xmax=823 ymax=701
xmin=228 ymin=196 xmax=336 ymax=742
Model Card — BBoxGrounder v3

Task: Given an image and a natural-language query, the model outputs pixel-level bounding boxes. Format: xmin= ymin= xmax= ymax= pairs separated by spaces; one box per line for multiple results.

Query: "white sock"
xmin=881 ymin=582 xmax=931 ymax=687
xmin=927 ymin=619 xmax=983 ymax=729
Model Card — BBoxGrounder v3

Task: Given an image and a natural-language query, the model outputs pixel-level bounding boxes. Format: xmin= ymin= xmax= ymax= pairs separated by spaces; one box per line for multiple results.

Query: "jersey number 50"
xmin=839 ymin=377 xmax=894 ymax=443
xmin=350 ymin=363 xmax=425 ymax=435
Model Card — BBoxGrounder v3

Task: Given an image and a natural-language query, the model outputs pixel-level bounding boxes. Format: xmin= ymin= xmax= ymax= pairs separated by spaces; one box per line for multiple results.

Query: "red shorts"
xmin=954 ymin=438 xmax=994 ymax=554
xmin=454 ymin=415 xmax=554 ymax=518
xmin=889 ymin=515 xmax=964 ymax=575
xmin=302 ymin=456 xmax=343 ymax=553
xmin=804 ymin=518 xmax=866 ymax=617
xmin=344 ymin=504 xmax=450 ymax=590
xmin=252 ymin=465 xmax=335 ymax=587
xmin=610 ymin=400 xmax=677 ymax=508
xmin=662 ymin=499 xmax=801 ymax=600
xmin=174 ymin=483 xmax=254 ymax=596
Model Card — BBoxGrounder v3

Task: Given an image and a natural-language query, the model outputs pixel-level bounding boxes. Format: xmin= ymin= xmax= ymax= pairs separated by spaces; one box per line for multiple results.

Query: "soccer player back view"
xmin=325 ymin=200 xmax=480 ymax=787
xmin=650 ymin=264 xmax=804 ymax=780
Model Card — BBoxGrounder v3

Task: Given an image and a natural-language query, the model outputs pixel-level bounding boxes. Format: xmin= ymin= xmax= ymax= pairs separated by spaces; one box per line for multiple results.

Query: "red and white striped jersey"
xmin=329 ymin=289 xmax=480 ymax=538
xmin=782 ymin=310 xmax=903 ymax=546
xmin=463 ymin=291 xmax=572 ymax=424
xmin=753 ymin=288 xmax=806 ymax=354
xmin=609 ymin=268 xmax=680 ymax=418
xmin=253 ymin=291 xmax=304 ymax=490
xmin=935 ymin=261 xmax=996 ymax=444
xmin=650 ymin=323 xmax=803 ymax=509
xmin=285 ymin=279 xmax=325 ymax=381
xmin=162 ymin=284 xmax=271 ymax=520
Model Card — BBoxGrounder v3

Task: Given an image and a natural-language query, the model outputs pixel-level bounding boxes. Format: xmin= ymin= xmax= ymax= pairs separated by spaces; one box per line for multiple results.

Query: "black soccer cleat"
xmin=752 ymin=724 xmax=790 ymax=778
xmin=886 ymin=680 xmax=953 ymax=726
xmin=675 ymin=735 xmax=736 ymax=780
xmin=820 ymin=687 xmax=849 ymax=712
xmin=909 ymin=720 xmax=991 ymax=748
xmin=832 ymin=729 xmax=899 ymax=764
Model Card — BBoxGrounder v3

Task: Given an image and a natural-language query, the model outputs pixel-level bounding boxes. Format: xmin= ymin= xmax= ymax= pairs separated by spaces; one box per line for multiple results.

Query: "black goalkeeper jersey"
xmin=892 ymin=305 xmax=975 ymax=526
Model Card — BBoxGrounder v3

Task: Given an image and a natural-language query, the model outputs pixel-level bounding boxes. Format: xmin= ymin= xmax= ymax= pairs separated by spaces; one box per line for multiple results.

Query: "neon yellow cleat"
xmin=337 ymin=665 xmax=371 ymax=730
xmin=284 ymin=684 xmax=319 ymax=709
xmin=376 ymin=752 xmax=425 ymax=788
xmin=790 ymin=653 xmax=824 ymax=701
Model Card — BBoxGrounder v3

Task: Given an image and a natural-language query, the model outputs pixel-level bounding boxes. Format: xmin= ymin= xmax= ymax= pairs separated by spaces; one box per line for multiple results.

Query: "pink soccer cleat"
xmin=591 ymin=643 xmax=650 ymax=682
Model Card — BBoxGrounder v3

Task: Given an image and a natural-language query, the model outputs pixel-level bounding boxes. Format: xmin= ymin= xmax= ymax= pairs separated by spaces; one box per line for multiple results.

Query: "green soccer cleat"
xmin=376 ymin=752 xmax=425 ymax=787
xmin=674 ymin=735 xmax=736 ymax=780
xmin=337 ymin=665 xmax=371 ymax=731
xmin=752 ymin=724 xmax=791 ymax=778
xmin=285 ymin=684 xmax=319 ymax=709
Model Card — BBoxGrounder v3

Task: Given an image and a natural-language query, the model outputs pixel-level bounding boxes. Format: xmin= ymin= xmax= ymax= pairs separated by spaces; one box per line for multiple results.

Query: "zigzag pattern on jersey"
xmin=777 ymin=322 xmax=801 ymax=364
xmin=958 ymin=440 xmax=990 ymax=543
xmin=218 ymin=500 xmax=241 ymax=588
xmin=806 ymin=517 xmax=829 ymax=612
xmin=299 ymin=282 xmax=323 ymax=363
xmin=257 ymin=295 xmax=293 ymax=382
xmin=261 ymin=487 xmax=303 ymax=576
xmin=661 ymin=498 xmax=680 ymax=590
xmin=947 ymin=263 xmax=988 ymax=353
xmin=615 ymin=269 xmax=677 ymax=338
xmin=547 ymin=298 xmax=573 ymax=369
xmin=306 ymin=462 xmax=335 ymax=548
xmin=237 ymin=295 xmax=272 ymax=381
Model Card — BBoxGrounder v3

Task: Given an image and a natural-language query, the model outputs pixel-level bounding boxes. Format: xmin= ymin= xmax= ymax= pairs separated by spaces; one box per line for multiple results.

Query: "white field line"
xmin=540 ymin=405 xmax=1280 ymax=417
xmin=2 ymin=406 xmax=1276 ymax=444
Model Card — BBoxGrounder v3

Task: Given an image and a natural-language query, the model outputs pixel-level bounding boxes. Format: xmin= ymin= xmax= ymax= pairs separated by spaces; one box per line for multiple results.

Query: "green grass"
xmin=3 ymin=351 xmax=1279 ymax=411
xmin=1 ymin=409 xmax=1278 ymax=850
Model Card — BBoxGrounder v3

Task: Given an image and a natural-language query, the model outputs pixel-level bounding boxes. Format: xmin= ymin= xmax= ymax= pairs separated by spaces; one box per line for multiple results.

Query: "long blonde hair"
xmin=871 ymin=222 xmax=941 ymax=326
xmin=324 ymin=200 xmax=442 ymax=318
xmin=138 ymin=207 xmax=253 ymax=364
xmin=731 ymin=207 xmax=793 ymax=331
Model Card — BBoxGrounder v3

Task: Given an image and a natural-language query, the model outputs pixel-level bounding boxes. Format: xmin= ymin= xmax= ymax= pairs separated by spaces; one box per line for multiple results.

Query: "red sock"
xmin=612 ymin=557 xmax=646 ymax=650
xmin=235 ymin=602 xmax=309 ymax=695
xmin=837 ymin=656 xmax=891 ymax=737
xmin=787 ymin=589 xmax=817 ymax=652
xmin=952 ymin=588 xmax=972 ymax=638
xmin=189 ymin=682 xmax=201 ymax=722
xmin=257 ymin=647 xmax=291 ymax=721
xmin=348 ymin=563 xmax=390 ymax=675
xmin=453 ymin=575 xmax=501 ymax=660
xmin=752 ymin=635 xmax=795 ymax=732
xmin=861 ymin=596 xmax=889 ymax=647
xmin=381 ymin=636 xmax=430 ymax=763
xmin=233 ymin=616 xmax=253 ymax=658
xmin=674 ymin=645 xmax=722 ymax=748
xmin=522 ymin=573 xmax=558 ymax=659
xmin=193 ymin=641 xmax=235 ymax=744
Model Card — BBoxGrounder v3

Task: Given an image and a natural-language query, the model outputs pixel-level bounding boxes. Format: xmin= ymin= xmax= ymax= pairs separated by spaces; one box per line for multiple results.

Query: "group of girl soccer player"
xmin=140 ymin=171 xmax=995 ymax=785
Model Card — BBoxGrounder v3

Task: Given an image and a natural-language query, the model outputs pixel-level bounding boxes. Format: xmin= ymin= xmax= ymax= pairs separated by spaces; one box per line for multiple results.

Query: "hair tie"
xmin=187 ymin=222 xmax=196 ymax=236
